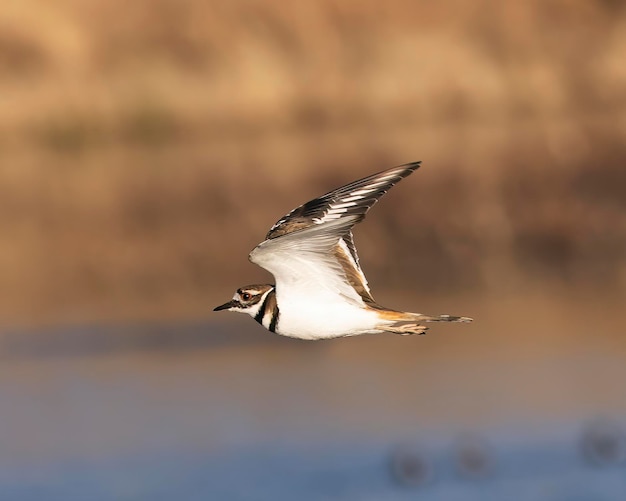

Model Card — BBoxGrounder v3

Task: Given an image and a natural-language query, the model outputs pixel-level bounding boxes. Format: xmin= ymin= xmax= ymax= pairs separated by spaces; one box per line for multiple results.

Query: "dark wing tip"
xmin=402 ymin=161 xmax=422 ymax=171
xmin=386 ymin=160 xmax=422 ymax=179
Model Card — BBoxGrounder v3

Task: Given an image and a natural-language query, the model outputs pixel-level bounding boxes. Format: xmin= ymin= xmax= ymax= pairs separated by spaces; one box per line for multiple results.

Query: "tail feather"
xmin=375 ymin=310 xmax=473 ymax=336
xmin=418 ymin=314 xmax=473 ymax=323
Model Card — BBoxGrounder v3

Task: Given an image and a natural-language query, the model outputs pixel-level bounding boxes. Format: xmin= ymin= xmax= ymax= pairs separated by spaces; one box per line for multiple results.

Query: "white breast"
xmin=274 ymin=287 xmax=381 ymax=340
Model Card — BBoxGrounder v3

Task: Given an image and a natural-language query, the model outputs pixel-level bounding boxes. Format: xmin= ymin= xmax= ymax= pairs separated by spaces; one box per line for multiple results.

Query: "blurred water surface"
xmin=1 ymin=291 xmax=625 ymax=499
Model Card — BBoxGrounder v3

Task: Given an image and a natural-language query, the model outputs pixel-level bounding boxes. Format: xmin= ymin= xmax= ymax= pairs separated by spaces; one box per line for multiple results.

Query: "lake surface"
xmin=1 ymin=291 xmax=625 ymax=499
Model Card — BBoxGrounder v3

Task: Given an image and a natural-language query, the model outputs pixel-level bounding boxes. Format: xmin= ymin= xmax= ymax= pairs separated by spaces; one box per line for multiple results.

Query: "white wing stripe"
xmin=313 ymin=213 xmax=345 ymax=223
xmin=250 ymin=163 xmax=422 ymax=315
xmin=330 ymin=201 xmax=358 ymax=209
xmin=350 ymin=188 xmax=376 ymax=196
xmin=341 ymin=195 xmax=366 ymax=203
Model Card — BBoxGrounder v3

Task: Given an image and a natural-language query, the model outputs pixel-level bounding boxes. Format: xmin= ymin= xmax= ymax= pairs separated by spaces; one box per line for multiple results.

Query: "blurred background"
xmin=1 ymin=0 xmax=626 ymax=499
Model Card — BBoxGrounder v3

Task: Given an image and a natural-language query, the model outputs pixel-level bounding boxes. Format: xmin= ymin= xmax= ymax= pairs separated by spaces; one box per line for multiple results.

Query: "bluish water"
xmin=1 ymin=318 xmax=625 ymax=500
xmin=1 ymin=433 xmax=626 ymax=500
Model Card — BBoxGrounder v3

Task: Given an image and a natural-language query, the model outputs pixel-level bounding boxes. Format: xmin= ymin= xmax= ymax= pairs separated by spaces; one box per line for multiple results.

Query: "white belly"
xmin=274 ymin=291 xmax=381 ymax=340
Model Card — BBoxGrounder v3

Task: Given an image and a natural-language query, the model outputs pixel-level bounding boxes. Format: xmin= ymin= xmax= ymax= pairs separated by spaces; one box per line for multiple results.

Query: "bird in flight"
xmin=214 ymin=162 xmax=472 ymax=340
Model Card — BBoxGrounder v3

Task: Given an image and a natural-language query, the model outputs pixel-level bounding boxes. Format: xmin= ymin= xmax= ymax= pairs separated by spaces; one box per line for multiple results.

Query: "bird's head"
xmin=213 ymin=284 xmax=275 ymax=317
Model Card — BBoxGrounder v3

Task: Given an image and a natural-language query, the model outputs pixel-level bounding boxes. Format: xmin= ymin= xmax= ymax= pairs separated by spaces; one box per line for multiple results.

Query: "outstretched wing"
xmin=264 ymin=162 xmax=421 ymax=240
xmin=249 ymin=162 xmax=421 ymax=305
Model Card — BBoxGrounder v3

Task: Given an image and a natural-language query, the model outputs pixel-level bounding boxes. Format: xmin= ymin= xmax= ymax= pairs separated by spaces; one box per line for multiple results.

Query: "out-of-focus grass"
xmin=2 ymin=0 xmax=624 ymax=143
xmin=0 ymin=0 xmax=624 ymax=326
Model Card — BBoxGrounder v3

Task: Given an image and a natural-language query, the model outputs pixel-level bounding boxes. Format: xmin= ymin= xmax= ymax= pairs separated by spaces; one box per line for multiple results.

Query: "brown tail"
xmin=416 ymin=313 xmax=473 ymax=323
xmin=375 ymin=310 xmax=472 ymax=336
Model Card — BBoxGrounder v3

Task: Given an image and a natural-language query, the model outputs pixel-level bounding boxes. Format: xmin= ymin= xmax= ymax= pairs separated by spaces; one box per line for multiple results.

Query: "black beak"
xmin=213 ymin=300 xmax=238 ymax=311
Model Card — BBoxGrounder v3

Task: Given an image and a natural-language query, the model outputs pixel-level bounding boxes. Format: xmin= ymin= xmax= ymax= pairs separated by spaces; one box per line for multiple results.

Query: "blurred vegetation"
xmin=0 ymin=0 xmax=625 ymax=326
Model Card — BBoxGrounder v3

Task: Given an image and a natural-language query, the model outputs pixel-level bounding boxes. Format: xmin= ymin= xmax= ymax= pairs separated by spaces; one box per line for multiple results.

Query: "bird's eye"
xmin=241 ymin=292 xmax=251 ymax=301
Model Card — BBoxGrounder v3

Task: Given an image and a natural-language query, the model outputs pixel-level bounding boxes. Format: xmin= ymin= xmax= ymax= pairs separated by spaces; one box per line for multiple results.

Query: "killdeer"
xmin=214 ymin=162 xmax=472 ymax=340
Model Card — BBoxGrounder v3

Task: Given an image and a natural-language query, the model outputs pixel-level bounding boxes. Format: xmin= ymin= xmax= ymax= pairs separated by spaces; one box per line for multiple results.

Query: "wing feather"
xmin=339 ymin=232 xmax=373 ymax=302
xmin=265 ymin=162 xmax=421 ymax=239
xmin=251 ymin=217 xmax=366 ymax=305
xmin=251 ymin=162 xmax=421 ymax=305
